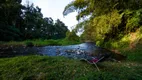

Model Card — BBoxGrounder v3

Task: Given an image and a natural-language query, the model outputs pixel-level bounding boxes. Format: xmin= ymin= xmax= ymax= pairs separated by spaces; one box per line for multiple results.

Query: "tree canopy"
xmin=63 ymin=0 xmax=142 ymax=47
xmin=0 ymin=0 xmax=68 ymax=41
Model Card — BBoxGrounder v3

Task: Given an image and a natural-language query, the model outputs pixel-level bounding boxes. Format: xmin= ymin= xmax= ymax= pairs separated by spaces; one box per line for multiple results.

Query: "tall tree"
xmin=63 ymin=0 xmax=142 ymax=46
xmin=0 ymin=0 xmax=23 ymax=41
xmin=0 ymin=1 xmax=68 ymax=41
xmin=22 ymin=3 xmax=44 ymax=39
xmin=54 ymin=19 xmax=68 ymax=39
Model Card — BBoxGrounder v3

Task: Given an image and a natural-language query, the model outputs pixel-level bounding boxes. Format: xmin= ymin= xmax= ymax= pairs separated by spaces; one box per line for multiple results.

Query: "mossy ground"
xmin=0 ymin=44 xmax=142 ymax=80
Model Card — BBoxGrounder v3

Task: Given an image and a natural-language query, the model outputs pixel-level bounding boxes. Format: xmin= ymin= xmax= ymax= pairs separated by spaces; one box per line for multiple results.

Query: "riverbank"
xmin=0 ymin=39 xmax=81 ymax=47
xmin=0 ymin=44 xmax=142 ymax=80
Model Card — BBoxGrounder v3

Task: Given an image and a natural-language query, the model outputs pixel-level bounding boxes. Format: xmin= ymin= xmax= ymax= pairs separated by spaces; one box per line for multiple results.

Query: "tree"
xmin=21 ymin=2 xmax=68 ymax=40
xmin=0 ymin=0 xmax=23 ymax=41
xmin=21 ymin=3 xmax=44 ymax=39
xmin=54 ymin=19 xmax=68 ymax=39
xmin=65 ymin=30 xmax=80 ymax=41
xmin=63 ymin=0 xmax=142 ymax=46
xmin=0 ymin=1 xmax=68 ymax=41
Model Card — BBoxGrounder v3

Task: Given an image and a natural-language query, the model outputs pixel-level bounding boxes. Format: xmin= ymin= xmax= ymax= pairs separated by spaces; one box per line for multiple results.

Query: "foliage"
xmin=0 ymin=1 xmax=68 ymax=41
xmin=63 ymin=0 xmax=142 ymax=20
xmin=63 ymin=0 xmax=142 ymax=48
xmin=25 ymin=41 xmax=34 ymax=47
xmin=58 ymin=30 xmax=81 ymax=45
xmin=0 ymin=39 xmax=81 ymax=47
xmin=21 ymin=2 xmax=68 ymax=40
xmin=0 ymin=0 xmax=23 ymax=41
xmin=59 ymin=39 xmax=81 ymax=46
xmin=65 ymin=30 xmax=80 ymax=41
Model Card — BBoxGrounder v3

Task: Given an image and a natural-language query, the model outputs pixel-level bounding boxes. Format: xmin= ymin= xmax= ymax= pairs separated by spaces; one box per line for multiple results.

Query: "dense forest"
xmin=64 ymin=0 xmax=142 ymax=48
xmin=0 ymin=0 xmax=68 ymax=41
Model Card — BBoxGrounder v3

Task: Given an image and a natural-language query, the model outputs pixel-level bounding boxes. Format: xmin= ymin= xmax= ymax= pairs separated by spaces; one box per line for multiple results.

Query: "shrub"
xmin=46 ymin=39 xmax=60 ymax=46
xmin=25 ymin=41 xmax=34 ymax=47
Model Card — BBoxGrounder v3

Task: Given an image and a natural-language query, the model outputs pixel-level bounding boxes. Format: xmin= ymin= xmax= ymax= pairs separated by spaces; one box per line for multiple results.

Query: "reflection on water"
xmin=0 ymin=42 xmax=113 ymax=60
xmin=38 ymin=42 xmax=99 ymax=59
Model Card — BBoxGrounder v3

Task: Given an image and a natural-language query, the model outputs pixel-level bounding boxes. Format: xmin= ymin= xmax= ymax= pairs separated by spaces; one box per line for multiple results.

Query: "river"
xmin=0 ymin=42 xmax=126 ymax=61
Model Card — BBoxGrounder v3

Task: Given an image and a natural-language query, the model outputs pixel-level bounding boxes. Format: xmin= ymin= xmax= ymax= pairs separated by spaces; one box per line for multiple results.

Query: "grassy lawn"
xmin=0 ymin=44 xmax=142 ymax=80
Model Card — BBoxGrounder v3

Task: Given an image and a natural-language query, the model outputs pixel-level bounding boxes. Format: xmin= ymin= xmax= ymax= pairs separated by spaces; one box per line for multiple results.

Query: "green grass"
xmin=121 ymin=44 xmax=142 ymax=64
xmin=0 ymin=56 xmax=96 ymax=80
xmin=0 ymin=44 xmax=142 ymax=80
xmin=0 ymin=39 xmax=81 ymax=47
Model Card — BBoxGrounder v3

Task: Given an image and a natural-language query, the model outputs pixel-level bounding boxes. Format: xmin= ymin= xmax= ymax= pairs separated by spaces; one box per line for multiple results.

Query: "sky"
xmin=22 ymin=0 xmax=78 ymax=30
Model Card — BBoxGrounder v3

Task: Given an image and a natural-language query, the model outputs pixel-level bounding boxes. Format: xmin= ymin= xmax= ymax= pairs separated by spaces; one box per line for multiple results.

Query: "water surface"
xmin=0 ymin=42 xmax=113 ymax=60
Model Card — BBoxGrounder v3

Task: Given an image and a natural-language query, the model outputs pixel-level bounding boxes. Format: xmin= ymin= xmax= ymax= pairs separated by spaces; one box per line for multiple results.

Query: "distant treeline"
xmin=0 ymin=0 xmax=68 ymax=41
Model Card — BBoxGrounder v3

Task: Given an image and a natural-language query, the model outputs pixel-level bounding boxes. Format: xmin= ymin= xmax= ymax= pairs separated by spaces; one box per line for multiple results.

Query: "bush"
xmin=65 ymin=31 xmax=80 ymax=42
xmin=46 ymin=39 xmax=61 ymax=46
xmin=25 ymin=41 xmax=34 ymax=47
xmin=59 ymin=39 xmax=81 ymax=45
